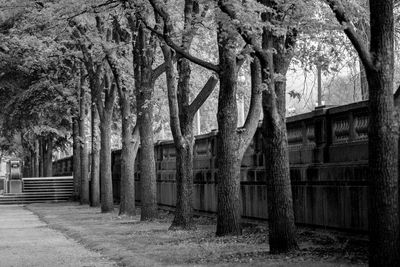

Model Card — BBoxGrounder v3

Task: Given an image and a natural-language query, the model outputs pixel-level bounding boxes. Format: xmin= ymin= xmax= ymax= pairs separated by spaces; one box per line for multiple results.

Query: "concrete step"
xmin=0 ymin=176 xmax=74 ymax=204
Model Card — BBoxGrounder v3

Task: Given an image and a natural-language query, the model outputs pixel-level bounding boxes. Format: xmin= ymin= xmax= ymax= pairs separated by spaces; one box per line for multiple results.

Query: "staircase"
xmin=0 ymin=176 xmax=73 ymax=204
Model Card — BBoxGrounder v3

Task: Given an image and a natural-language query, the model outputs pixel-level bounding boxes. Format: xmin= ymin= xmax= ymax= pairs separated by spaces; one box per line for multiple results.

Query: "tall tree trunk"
xmin=102 ymin=31 xmax=139 ymax=216
xmin=39 ymin=137 xmax=44 ymax=177
xmin=262 ymin=33 xmax=298 ymax=255
xmin=214 ymin=57 xmax=262 ymax=236
xmin=162 ymin=38 xmax=196 ymax=230
xmin=73 ymin=17 xmax=116 ymax=211
xmin=30 ymin=150 xmax=35 ymax=177
xmin=99 ymin=110 xmax=114 ymax=212
xmin=249 ymin=0 xmax=299 ymax=253
xmin=79 ymin=81 xmax=90 ymax=204
xmin=72 ymin=118 xmax=81 ymax=200
xmin=43 ymin=137 xmax=53 ymax=177
xmin=262 ymin=81 xmax=298 ymax=253
xmin=215 ymin=40 xmax=242 ymax=236
xmin=90 ymin=102 xmax=100 ymax=207
xmin=132 ymin=22 xmax=158 ymax=221
xmin=119 ymin=95 xmax=139 ymax=216
xmin=367 ymin=3 xmax=399 ymax=265
xmin=367 ymin=70 xmax=399 ymax=266
xmin=137 ymin=83 xmax=158 ymax=220
xmin=34 ymin=139 xmax=39 ymax=177
xmin=170 ymin=133 xmax=194 ymax=229
xmin=325 ymin=0 xmax=399 ymax=264
xmin=161 ymin=32 xmax=218 ymax=230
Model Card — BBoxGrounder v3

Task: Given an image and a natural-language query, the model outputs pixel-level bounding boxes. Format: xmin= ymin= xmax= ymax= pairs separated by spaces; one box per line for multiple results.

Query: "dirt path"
xmin=0 ymin=205 xmax=116 ymax=267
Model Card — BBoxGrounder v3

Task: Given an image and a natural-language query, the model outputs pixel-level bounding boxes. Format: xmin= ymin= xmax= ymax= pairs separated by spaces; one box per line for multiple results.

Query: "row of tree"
xmin=0 ymin=0 xmax=399 ymax=265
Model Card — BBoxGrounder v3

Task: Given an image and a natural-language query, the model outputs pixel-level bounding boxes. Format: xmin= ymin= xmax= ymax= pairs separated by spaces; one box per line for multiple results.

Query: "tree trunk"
xmin=90 ymin=103 xmax=101 ymax=207
xmin=119 ymin=95 xmax=139 ymax=216
xmin=34 ymin=139 xmax=39 ymax=177
xmin=72 ymin=118 xmax=81 ymax=200
xmin=170 ymin=135 xmax=195 ymax=229
xmin=163 ymin=45 xmax=196 ymax=230
xmin=260 ymin=35 xmax=298 ymax=253
xmin=137 ymin=84 xmax=158 ymax=220
xmin=262 ymin=83 xmax=298 ymax=253
xmin=366 ymin=2 xmax=400 ymax=266
xmin=215 ymin=42 xmax=242 ymax=236
xmin=324 ymin=0 xmax=399 ymax=264
xmin=43 ymin=137 xmax=53 ymax=177
xmin=131 ymin=21 xmax=159 ymax=221
xmin=79 ymin=83 xmax=89 ymax=204
xmin=39 ymin=137 xmax=44 ymax=177
xmin=99 ymin=111 xmax=114 ymax=212
xmin=30 ymin=150 xmax=35 ymax=177
xmin=367 ymin=71 xmax=399 ymax=266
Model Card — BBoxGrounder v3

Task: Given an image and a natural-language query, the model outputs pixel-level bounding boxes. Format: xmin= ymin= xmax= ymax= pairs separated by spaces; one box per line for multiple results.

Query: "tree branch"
xmin=104 ymin=82 xmax=117 ymax=112
xmin=188 ymin=75 xmax=219 ymax=116
xmin=161 ymin=43 xmax=185 ymax=146
xmin=218 ymin=1 xmax=270 ymax=67
xmin=151 ymin=56 xmax=176 ymax=83
xmin=144 ymin=0 xmax=220 ymax=73
xmin=325 ymin=0 xmax=373 ymax=70
xmin=132 ymin=124 xmax=140 ymax=155
xmin=238 ymin=57 xmax=262 ymax=155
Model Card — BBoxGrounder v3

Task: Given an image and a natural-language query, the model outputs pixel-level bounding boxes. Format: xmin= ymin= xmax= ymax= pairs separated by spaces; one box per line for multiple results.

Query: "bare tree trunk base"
xmin=169 ymin=217 xmax=196 ymax=231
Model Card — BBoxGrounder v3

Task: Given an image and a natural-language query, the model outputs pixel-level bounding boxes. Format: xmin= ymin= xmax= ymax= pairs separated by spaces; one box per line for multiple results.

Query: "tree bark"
xmin=262 ymin=79 xmax=298 ymax=253
xmin=367 ymin=3 xmax=399 ymax=265
xmin=325 ymin=0 xmax=400 ymax=264
xmin=43 ymin=136 xmax=52 ymax=177
xmin=39 ymin=137 xmax=44 ymax=177
xmin=79 ymin=77 xmax=90 ymax=205
xmin=72 ymin=118 xmax=81 ymax=200
xmin=150 ymin=0 xmax=260 ymax=234
xmin=98 ymin=109 xmax=114 ymax=212
xmin=261 ymin=29 xmax=298 ymax=255
xmin=118 ymin=97 xmax=139 ymax=216
xmin=72 ymin=17 xmax=116 ymax=212
xmin=34 ymin=139 xmax=39 ymax=177
xmin=102 ymin=33 xmax=139 ymax=216
xmin=161 ymin=29 xmax=218 ymax=230
xmin=131 ymin=21 xmax=159 ymax=221
xmin=137 ymin=83 xmax=158 ymax=220
xmin=90 ymin=102 xmax=100 ymax=207
xmin=215 ymin=34 xmax=242 ymax=236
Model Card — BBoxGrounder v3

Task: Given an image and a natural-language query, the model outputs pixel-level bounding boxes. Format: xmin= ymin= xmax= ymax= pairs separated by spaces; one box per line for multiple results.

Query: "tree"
xmin=126 ymin=9 xmax=165 ymax=221
xmin=157 ymin=0 xmax=219 ymax=230
xmin=90 ymin=100 xmax=101 ymax=207
xmin=79 ymin=68 xmax=90 ymax=204
xmin=150 ymin=0 xmax=262 ymax=235
xmin=218 ymin=0 xmax=322 ymax=252
xmin=325 ymin=0 xmax=400 ymax=265
xmin=72 ymin=17 xmax=117 ymax=213
xmin=103 ymin=15 xmax=140 ymax=216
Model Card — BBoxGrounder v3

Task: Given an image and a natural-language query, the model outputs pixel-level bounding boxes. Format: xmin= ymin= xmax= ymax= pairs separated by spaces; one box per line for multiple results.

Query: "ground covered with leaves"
xmin=26 ymin=202 xmax=367 ymax=266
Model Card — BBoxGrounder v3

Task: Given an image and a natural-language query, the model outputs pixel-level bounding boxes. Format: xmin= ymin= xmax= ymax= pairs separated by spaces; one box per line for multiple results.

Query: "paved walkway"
xmin=0 ymin=205 xmax=116 ymax=267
